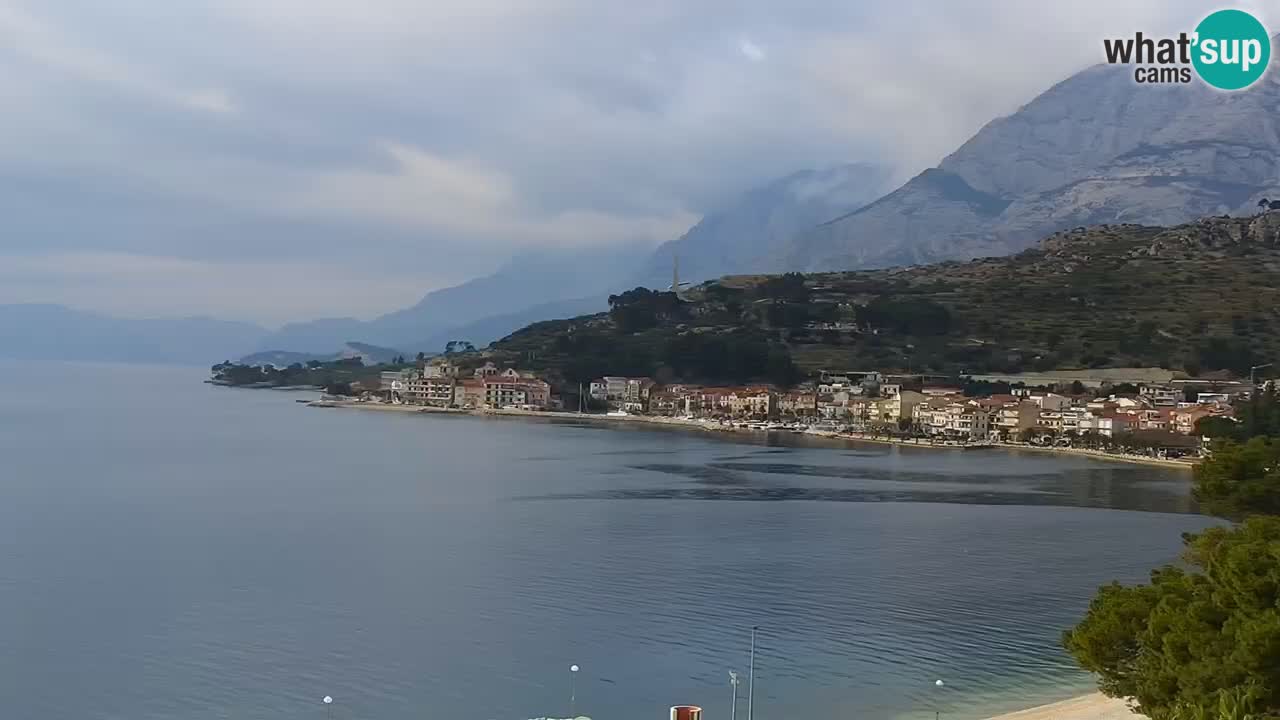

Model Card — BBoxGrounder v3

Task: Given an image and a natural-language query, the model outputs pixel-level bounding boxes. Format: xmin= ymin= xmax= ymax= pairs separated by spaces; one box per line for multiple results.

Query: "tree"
xmin=1064 ymin=517 xmax=1280 ymax=720
xmin=1193 ymin=437 xmax=1280 ymax=519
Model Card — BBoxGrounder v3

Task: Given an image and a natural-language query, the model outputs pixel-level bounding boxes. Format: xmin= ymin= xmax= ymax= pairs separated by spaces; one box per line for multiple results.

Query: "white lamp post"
xmin=729 ymin=671 xmax=741 ymax=720
xmin=323 ymin=695 xmax=333 ymax=720
xmin=747 ymin=626 xmax=758 ymax=720
xmin=570 ymin=664 xmax=580 ymax=717
xmin=934 ymin=680 xmax=945 ymax=720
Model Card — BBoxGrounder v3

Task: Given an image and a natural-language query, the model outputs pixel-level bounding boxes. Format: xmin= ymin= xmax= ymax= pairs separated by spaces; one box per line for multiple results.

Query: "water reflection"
xmin=526 ymin=455 xmax=1196 ymax=515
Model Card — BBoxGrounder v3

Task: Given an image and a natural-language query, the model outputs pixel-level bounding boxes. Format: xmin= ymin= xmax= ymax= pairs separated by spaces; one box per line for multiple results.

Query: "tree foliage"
xmin=608 ymin=288 xmax=683 ymax=333
xmin=1064 ymin=517 xmax=1280 ymax=720
xmin=1193 ymin=437 xmax=1280 ymax=519
xmin=855 ymin=297 xmax=952 ymax=336
xmin=1200 ymin=387 xmax=1280 ymax=443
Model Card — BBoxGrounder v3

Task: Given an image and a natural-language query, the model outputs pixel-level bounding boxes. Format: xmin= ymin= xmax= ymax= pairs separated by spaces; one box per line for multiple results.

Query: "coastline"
xmin=310 ymin=400 xmax=1197 ymax=470
xmin=981 ymin=693 xmax=1137 ymax=720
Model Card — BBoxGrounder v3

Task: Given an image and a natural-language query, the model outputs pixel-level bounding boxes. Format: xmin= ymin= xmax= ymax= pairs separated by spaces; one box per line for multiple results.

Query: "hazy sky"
xmin=0 ymin=0 xmax=1247 ymax=326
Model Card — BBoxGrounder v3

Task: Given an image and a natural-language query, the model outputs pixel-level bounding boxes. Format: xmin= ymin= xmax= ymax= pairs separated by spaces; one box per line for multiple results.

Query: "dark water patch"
xmin=628 ymin=462 xmax=754 ymax=486
xmin=526 ymin=484 xmax=1196 ymax=513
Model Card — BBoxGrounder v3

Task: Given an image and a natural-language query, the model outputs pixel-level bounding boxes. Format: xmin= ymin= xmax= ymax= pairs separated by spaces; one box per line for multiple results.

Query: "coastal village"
xmin=352 ymin=358 xmax=1255 ymax=459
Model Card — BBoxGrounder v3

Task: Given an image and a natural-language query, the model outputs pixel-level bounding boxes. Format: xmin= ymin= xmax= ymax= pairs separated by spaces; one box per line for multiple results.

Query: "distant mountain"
xmin=259 ymin=244 xmax=650 ymax=354
xmin=410 ymin=295 xmax=609 ymax=352
xmin=254 ymin=164 xmax=892 ymax=358
xmin=778 ymin=37 xmax=1280 ymax=271
xmin=637 ymin=163 xmax=894 ymax=286
xmin=0 ymin=304 xmax=268 ymax=365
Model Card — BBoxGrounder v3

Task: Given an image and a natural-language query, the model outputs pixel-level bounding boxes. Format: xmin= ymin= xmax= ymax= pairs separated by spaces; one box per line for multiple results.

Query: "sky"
xmin=0 ymin=0 xmax=1255 ymax=327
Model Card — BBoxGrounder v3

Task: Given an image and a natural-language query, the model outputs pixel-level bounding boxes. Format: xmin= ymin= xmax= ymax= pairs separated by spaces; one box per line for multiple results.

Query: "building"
xmin=993 ymin=400 xmax=1040 ymax=437
xmin=1140 ymin=384 xmax=1179 ymax=407
xmin=379 ymin=369 xmax=416 ymax=403
xmin=454 ymin=378 xmax=487 ymax=408
xmin=778 ymin=392 xmax=818 ymax=417
xmin=880 ymin=390 xmax=926 ymax=424
xmin=624 ymin=378 xmax=656 ymax=411
xmin=404 ymin=375 xmax=455 ymax=407
xmin=913 ymin=398 xmax=992 ymax=439
xmin=484 ymin=379 xmax=528 ymax=408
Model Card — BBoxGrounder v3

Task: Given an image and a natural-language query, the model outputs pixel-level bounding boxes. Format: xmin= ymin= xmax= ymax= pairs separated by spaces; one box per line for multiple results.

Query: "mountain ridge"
xmin=777 ymin=40 xmax=1280 ymax=272
xmin=481 ymin=212 xmax=1280 ymax=386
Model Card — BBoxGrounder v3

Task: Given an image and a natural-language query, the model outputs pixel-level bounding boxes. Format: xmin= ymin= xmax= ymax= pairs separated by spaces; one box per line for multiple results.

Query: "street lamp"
xmin=729 ymin=671 xmax=741 ymax=720
xmin=747 ymin=626 xmax=758 ymax=720
xmin=934 ymin=680 xmax=945 ymax=720
xmin=1251 ymin=363 xmax=1273 ymax=389
xmin=322 ymin=695 xmax=333 ymax=720
xmin=570 ymin=664 xmax=580 ymax=717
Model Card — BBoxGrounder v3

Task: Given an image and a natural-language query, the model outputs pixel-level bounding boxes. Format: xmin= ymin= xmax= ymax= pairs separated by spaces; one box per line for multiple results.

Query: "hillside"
xmin=776 ymin=36 xmax=1280 ymax=272
xmin=486 ymin=213 xmax=1280 ymax=386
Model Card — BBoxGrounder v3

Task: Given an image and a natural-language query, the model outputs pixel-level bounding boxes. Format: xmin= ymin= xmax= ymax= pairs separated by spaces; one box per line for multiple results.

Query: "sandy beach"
xmin=982 ymin=693 xmax=1138 ymax=720
xmin=311 ymin=399 xmax=1197 ymax=470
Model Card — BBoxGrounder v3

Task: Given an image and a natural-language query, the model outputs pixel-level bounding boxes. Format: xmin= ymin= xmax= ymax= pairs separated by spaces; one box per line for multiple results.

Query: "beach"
xmin=311 ymin=399 xmax=1198 ymax=470
xmin=982 ymin=693 xmax=1138 ymax=720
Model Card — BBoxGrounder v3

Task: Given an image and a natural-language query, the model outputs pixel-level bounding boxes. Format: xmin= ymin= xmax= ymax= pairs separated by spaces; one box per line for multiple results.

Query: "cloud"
xmin=281 ymin=141 xmax=698 ymax=247
xmin=0 ymin=1 xmax=239 ymax=116
xmin=739 ymin=37 xmax=766 ymax=62
xmin=0 ymin=0 xmax=1248 ymax=323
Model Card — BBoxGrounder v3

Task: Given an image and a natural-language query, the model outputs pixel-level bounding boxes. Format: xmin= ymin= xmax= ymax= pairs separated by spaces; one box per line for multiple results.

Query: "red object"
xmin=670 ymin=706 xmax=703 ymax=720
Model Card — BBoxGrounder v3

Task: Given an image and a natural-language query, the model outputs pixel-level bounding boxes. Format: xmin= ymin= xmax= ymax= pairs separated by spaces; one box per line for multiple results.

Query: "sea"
xmin=0 ymin=361 xmax=1215 ymax=720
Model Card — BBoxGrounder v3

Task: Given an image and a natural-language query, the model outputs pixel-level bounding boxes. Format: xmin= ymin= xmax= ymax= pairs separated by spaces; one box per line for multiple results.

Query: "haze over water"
xmin=0 ymin=362 xmax=1214 ymax=720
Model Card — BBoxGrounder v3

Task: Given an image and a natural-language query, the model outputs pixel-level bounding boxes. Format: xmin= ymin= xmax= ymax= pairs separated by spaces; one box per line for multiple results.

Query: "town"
xmin=357 ymin=358 xmax=1260 ymax=460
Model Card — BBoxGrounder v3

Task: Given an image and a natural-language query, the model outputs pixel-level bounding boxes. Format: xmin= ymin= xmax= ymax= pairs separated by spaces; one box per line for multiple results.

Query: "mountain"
xmin=636 ymin=163 xmax=894 ymax=286
xmin=257 ymin=163 xmax=892 ymax=357
xmin=409 ymin=294 xmax=609 ymax=353
xmin=484 ymin=212 xmax=1280 ymax=385
xmin=258 ymin=244 xmax=650 ymax=354
xmin=779 ymin=37 xmax=1280 ymax=272
xmin=0 ymin=304 xmax=268 ymax=365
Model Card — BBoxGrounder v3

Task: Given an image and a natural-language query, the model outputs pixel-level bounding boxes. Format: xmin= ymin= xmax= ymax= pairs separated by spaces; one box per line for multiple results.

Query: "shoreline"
xmin=310 ymin=400 xmax=1197 ymax=470
xmin=981 ymin=693 xmax=1137 ymax=720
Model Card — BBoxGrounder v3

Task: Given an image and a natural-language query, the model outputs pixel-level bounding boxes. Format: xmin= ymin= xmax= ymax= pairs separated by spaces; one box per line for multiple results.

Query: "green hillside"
xmin=485 ymin=213 xmax=1280 ymax=387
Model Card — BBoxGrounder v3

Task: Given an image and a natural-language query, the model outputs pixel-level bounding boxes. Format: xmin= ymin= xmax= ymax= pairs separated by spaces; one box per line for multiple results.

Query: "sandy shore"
xmin=310 ymin=400 xmax=1196 ymax=469
xmin=982 ymin=693 xmax=1138 ymax=720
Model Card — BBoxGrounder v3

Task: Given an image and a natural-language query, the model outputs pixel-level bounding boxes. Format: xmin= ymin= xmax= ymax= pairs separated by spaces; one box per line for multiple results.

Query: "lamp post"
xmin=747 ymin=626 xmax=758 ymax=720
xmin=934 ymin=679 xmax=945 ymax=720
xmin=1251 ymin=363 xmax=1273 ymax=390
xmin=570 ymin=664 xmax=580 ymax=717
xmin=322 ymin=695 xmax=333 ymax=720
xmin=729 ymin=671 xmax=741 ymax=720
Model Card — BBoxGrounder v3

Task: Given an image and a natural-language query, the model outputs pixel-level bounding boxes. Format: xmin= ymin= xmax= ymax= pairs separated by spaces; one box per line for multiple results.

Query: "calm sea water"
xmin=0 ymin=362 xmax=1214 ymax=720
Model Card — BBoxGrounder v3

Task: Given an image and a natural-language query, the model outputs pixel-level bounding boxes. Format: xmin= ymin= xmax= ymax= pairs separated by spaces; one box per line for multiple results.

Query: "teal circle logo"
xmin=1192 ymin=9 xmax=1271 ymax=90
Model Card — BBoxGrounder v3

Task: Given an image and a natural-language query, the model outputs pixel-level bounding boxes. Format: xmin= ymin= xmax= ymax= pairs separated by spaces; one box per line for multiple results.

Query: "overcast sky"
xmin=0 ymin=0 xmax=1253 ymax=326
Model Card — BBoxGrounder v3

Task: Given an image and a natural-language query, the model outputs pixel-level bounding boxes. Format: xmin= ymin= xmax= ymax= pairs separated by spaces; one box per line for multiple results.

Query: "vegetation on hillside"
xmin=487 ymin=213 xmax=1280 ymax=385
xmin=210 ymin=358 xmax=386 ymax=395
